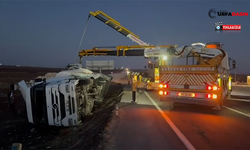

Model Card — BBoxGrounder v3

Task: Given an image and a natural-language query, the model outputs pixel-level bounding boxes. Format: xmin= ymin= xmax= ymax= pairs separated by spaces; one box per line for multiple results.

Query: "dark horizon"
xmin=0 ymin=1 xmax=249 ymax=74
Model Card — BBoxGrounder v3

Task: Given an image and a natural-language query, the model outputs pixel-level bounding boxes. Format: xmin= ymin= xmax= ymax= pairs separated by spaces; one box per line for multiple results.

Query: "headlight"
xmin=163 ymin=55 xmax=167 ymax=60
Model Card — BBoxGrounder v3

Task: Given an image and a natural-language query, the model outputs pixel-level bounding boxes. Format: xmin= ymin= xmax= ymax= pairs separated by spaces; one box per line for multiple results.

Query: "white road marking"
xmin=144 ymin=91 xmax=196 ymax=150
xmin=223 ymin=106 xmax=250 ymax=118
xmin=227 ymin=98 xmax=250 ymax=103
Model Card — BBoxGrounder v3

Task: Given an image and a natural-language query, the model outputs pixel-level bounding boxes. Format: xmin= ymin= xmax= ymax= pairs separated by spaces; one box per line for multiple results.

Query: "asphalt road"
xmin=104 ymin=86 xmax=250 ymax=150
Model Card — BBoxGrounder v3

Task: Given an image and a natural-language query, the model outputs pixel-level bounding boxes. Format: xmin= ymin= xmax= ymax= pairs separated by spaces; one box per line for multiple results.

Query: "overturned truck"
xmin=18 ymin=66 xmax=113 ymax=127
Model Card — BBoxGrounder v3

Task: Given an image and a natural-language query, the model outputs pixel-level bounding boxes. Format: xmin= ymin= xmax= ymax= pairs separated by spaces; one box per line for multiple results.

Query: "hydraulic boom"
xmin=88 ymin=10 xmax=177 ymax=58
xmin=78 ymin=45 xmax=177 ymax=60
xmin=89 ymin=10 xmax=149 ymax=46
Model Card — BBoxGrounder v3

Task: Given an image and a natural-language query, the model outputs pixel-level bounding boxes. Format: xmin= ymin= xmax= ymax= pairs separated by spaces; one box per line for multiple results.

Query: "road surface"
xmin=103 ymin=86 xmax=250 ymax=150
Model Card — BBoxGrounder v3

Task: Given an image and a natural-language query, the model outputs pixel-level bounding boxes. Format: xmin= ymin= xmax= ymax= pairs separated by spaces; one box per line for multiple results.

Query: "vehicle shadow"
xmin=230 ymin=95 xmax=250 ymax=100
xmin=168 ymin=102 xmax=229 ymax=116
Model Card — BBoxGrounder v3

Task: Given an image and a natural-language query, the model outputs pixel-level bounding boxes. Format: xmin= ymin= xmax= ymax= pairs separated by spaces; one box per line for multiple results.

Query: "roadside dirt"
xmin=0 ymin=66 xmax=123 ymax=149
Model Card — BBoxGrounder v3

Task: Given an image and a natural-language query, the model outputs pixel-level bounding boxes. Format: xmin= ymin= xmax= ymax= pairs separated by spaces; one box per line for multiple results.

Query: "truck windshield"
xmin=31 ymin=86 xmax=48 ymax=124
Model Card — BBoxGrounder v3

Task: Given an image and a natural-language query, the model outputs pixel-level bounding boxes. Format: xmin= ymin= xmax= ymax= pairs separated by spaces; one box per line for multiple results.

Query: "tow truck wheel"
xmin=172 ymin=102 xmax=180 ymax=109
xmin=173 ymin=102 xmax=177 ymax=108
xmin=214 ymin=96 xmax=225 ymax=111
xmin=220 ymin=97 xmax=224 ymax=107
xmin=212 ymin=97 xmax=223 ymax=111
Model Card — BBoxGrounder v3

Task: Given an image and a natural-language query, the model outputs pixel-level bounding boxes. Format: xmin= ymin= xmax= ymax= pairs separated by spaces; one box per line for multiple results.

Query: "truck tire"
xmin=213 ymin=96 xmax=225 ymax=111
xmin=217 ymin=86 xmax=226 ymax=110
xmin=212 ymin=96 xmax=224 ymax=111
xmin=172 ymin=102 xmax=181 ymax=109
xmin=220 ymin=97 xmax=224 ymax=107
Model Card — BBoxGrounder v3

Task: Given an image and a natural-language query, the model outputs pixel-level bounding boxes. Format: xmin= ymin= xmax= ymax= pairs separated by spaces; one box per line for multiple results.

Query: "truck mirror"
xmin=232 ymin=60 xmax=236 ymax=69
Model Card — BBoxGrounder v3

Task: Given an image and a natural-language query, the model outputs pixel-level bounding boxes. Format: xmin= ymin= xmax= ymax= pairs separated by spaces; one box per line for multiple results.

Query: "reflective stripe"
xmin=137 ymin=82 xmax=147 ymax=88
xmin=169 ymin=85 xmax=206 ymax=90
xmin=160 ymin=74 xmax=217 ymax=86
xmin=131 ymin=72 xmax=140 ymax=75
xmin=137 ymin=82 xmax=160 ymax=89
xmin=161 ymin=66 xmax=215 ymax=72
xmin=147 ymin=82 xmax=159 ymax=90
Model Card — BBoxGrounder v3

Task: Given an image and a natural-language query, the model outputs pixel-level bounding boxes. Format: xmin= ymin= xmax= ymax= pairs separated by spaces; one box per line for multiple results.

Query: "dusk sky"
xmin=0 ymin=0 xmax=249 ymax=74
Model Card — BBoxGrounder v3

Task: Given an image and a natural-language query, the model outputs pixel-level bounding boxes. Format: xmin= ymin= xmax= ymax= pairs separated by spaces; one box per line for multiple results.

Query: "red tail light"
xmin=159 ymin=91 xmax=169 ymax=95
xmin=206 ymin=94 xmax=217 ymax=99
xmin=207 ymin=85 xmax=218 ymax=91
xmin=159 ymin=84 xmax=168 ymax=88
xmin=164 ymin=91 xmax=169 ymax=95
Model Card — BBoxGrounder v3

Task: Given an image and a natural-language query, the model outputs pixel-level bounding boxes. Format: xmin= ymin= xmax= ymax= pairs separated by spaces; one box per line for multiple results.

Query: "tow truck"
xmin=157 ymin=42 xmax=236 ymax=109
xmin=80 ymin=42 xmax=236 ymax=110
xmin=79 ymin=11 xmax=237 ymax=110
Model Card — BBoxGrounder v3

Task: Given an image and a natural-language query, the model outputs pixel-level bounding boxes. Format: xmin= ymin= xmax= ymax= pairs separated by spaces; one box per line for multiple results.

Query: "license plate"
xmin=178 ymin=92 xmax=195 ymax=97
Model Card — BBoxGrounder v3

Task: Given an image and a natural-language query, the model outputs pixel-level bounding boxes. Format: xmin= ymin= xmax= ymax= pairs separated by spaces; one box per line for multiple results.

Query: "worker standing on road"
xmin=8 ymin=84 xmax=17 ymax=116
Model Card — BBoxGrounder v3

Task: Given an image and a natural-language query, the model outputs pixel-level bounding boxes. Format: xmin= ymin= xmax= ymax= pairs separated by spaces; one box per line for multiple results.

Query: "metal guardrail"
xmin=232 ymin=82 xmax=250 ymax=87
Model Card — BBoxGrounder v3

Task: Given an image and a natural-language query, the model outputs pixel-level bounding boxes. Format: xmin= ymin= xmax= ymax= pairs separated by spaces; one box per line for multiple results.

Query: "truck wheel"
xmin=220 ymin=97 xmax=224 ymax=107
xmin=172 ymin=102 xmax=179 ymax=109
xmin=212 ymin=97 xmax=223 ymax=111
xmin=215 ymin=96 xmax=225 ymax=111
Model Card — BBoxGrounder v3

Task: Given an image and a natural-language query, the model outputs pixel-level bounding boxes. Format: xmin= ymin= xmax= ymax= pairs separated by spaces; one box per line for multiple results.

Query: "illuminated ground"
xmin=102 ymin=87 xmax=250 ymax=149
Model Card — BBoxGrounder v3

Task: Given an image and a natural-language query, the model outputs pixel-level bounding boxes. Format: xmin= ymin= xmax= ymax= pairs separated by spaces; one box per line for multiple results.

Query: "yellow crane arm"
xmin=89 ymin=10 xmax=149 ymax=46
xmin=79 ymin=45 xmax=176 ymax=58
